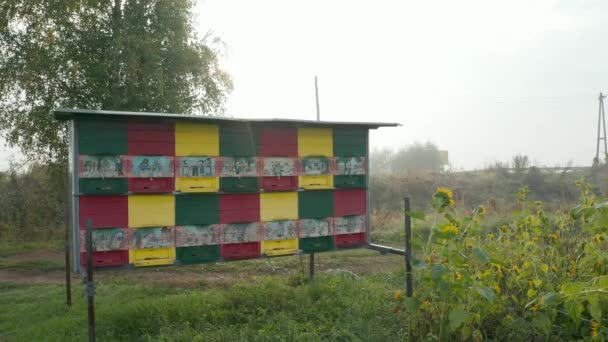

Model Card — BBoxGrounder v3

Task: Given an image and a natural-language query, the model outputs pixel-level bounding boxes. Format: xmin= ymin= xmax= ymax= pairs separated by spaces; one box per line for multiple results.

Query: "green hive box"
xmin=333 ymin=128 xmax=367 ymax=157
xmin=78 ymin=119 xmax=128 ymax=155
xmin=175 ymin=194 xmax=220 ymax=225
xmin=300 ymin=236 xmax=335 ymax=253
xmin=220 ymin=177 xmax=259 ymax=193
xmin=334 ymin=175 xmax=366 ymax=189
xmin=79 ymin=178 xmax=128 ymax=195
xmin=176 ymin=245 xmax=220 ymax=263
xmin=220 ymin=125 xmax=259 ymax=157
xmin=298 ymin=190 xmax=334 ymax=219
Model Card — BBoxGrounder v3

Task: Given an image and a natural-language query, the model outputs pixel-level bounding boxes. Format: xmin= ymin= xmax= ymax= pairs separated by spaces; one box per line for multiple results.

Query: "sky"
xmin=1 ymin=0 xmax=607 ymax=170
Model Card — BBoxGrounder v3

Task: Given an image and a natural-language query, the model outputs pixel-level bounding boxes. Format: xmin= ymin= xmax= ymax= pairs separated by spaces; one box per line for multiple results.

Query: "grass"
xmin=0 ymin=273 xmax=407 ymax=341
xmin=0 ymin=239 xmax=63 ymax=257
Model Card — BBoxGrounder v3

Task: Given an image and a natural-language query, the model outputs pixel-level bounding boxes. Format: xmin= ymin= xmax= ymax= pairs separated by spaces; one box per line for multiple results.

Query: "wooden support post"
xmin=404 ymin=197 xmax=413 ymax=297
xmin=85 ymin=219 xmax=96 ymax=342
xmin=64 ymin=183 xmax=72 ymax=307
xmin=309 ymin=253 xmax=315 ymax=280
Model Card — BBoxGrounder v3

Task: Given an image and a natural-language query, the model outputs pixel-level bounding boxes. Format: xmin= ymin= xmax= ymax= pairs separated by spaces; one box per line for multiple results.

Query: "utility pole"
xmin=595 ymin=92 xmax=607 ymax=166
xmin=310 ymin=75 xmax=320 ymax=280
xmin=315 ymin=76 xmax=320 ymax=121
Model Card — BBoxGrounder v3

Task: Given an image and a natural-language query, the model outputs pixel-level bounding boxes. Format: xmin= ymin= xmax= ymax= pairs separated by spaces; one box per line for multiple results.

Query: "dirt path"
xmin=0 ymin=249 xmax=404 ymax=287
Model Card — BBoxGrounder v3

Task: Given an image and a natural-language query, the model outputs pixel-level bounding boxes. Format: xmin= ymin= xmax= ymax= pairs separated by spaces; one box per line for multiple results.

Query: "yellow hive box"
xmin=299 ymin=175 xmax=334 ymax=190
xmin=175 ymin=177 xmax=219 ymax=193
xmin=261 ymin=239 xmax=299 ymax=256
xmin=128 ymin=195 xmax=175 ymax=227
xmin=175 ymin=123 xmax=219 ymax=156
xmin=260 ymin=192 xmax=298 ymax=221
xmin=129 ymin=247 xmax=175 ymax=267
xmin=297 ymin=128 xmax=333 ymax=157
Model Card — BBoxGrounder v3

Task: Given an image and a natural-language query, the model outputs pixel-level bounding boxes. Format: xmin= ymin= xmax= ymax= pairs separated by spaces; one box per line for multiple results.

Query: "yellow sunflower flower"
xmin=441 ymin=224 xmax=460 ymax=235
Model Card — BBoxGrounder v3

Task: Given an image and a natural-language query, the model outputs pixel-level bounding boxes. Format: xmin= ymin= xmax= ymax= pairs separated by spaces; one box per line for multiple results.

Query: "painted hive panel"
xmin=219 ymin=194 xmax=260 ymax=224
xmin=333 ymin=128 xmax=367 ymax=157
xmin=299 ymin=157 xmax=333 ymax=189
xmin=334 ymin=189 xmax=366 ymax=217
xmin=260 ymin=157 xmax=298 ymax=191
xmin=334 ymin=156 xmax=366 ymax=189
xmin=259 ymin=127 xmax=297 ymax=157
xmin=298 ymin=190 xmax=334 ymax=219
xmin=221 ymin=223 xmax=260 ymax=244
xmin=299 ymin=218 xmax=332 ymax=238
xmin=127 ymin=156 xmax=174 ymax=193
xmin=175 ymin=156 xmax=219 ymax=192
xmin=128 ymin=121 xmax=175 ymax=156
xmin=78 ymin=155 xmax=128 ymax=194
xmin=260 ymin=192 xmax=298 ymax=221
xmin=175 ymin=225 xmax=221 ymax=247
xmin=79 ymin=196 xmax=128 ymax=229
xmin=175 ymin=194 xmax=219 ymax=225
xmin=78 ymin=119 xmax=128 ymax=155
xmin=175 ymin=123 xmax=219 ymax=156
xmin=79 ymin=228 xmax=131 ymax=252
xmin=333 ymin=215 xmax=366 ymax=248
xmin=130 ymin=226 xmax=175 ymax=249
xmin=80 ymin=250 xmax=129 ymax=268
xmin=220 ymin=125 xmax=259 ymax=157
xmin=220 ymin=242 xmax=260 ymax=260
xmin=261 ymin=220 xmax=298 ymax=256
xmin=299 ymin=236 xmax=334 ymax=253
xmin=297 ymin=127 xmax=333 ymax=157
xmin=128 ymin=195 xmax=175 ymax=227
xmin=220 ymin=157 xmax=259 ymax=192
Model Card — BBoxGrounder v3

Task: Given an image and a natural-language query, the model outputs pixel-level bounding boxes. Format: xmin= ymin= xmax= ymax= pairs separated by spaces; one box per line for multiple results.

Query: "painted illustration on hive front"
xmin=176 ymin=157 xmax=218 ymax=177
xmin=131 ymin=226 xmax=175 ymax=249
xmin=79 ymin=155 xmax=126 ymax=178
xmin=175 ymin=225 xmax=220 ymax=247
xmin=129 ymin=156 xmax=173 ymax=177
xmin=334 ymin=157 xmax=366 ymax=175
xmin=262 ymin=158 xmax=297 ymax=176
xmin=300 ymin=157 xmax=331 ymax=175
xmin=221 ymin=223 xmax=259 ymax=243
xmin=333 ymin=215 xmax=366 ymax=234
xmin=221 ymin=157 xmax=258 ymax=177
xmin=80 ymin=229 xmax=130 ymax=252
xmin=299 ymin=218 xmax=332 ymax=238
xmin=262 ymin=220 xmax=297 ymax=240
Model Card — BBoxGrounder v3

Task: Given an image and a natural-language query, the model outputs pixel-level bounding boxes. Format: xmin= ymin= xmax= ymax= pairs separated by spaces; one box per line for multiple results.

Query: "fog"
xmin=2 ymin=0 xmax=607 ymax=170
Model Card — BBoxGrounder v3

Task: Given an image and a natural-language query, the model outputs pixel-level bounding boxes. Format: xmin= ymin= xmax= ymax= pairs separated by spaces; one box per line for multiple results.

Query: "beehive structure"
xmin=56 ymin=109 xmax=397 ymax=270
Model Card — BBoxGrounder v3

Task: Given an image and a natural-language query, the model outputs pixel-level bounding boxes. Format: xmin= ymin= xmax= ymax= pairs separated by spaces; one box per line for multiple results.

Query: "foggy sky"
xmin=2 ymin=0 xmax=607 ymax=170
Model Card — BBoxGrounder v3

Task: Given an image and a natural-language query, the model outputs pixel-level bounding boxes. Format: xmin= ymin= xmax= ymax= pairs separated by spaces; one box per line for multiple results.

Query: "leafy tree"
xmin=0 ymin=0 xmax=232 ymax=164
xmin=390 ymin=142 xmax=443 ymax=173
xmin=512 ymin=154 xmax=530 ymax=172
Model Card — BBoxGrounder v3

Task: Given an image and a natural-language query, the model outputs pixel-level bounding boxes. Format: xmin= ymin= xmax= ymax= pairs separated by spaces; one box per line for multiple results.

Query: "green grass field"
xmin=0 ymin=240 xmax=408 ymax=342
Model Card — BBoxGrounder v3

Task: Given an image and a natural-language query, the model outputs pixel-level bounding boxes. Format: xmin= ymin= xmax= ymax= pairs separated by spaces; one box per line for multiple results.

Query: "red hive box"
xmin=259 ymin=127 xmax=297 ymax=157
xmin=219 ymin=194 xmax=260 ymax=224
xmin=79 ymin=196 xmax=128 ymax=229
xmin=128 ymin=121 xmax=175 ymax=156
xmin=333 ymin=189 xmax=366 ymax=217
xmin=128 ymin=177 xmax=174 ymax=193
xmin=260 ymin=176 xmax=298 ymax=192
xmin=220 ymin=242 xmax=260 ymax=260
xmin=335 ymin=232 xmax=366 ymax=248
xmin=80 ymin=250 xmax=129 ymax=268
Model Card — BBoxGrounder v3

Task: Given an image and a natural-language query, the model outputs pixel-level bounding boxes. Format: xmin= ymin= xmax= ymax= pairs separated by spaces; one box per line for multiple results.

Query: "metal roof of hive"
xmin=53 ymin=108 xmax=400 ymax=129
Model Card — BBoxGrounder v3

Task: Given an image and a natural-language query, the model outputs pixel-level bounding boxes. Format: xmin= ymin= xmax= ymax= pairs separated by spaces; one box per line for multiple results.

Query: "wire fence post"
xmin=64 ymin=177 xmax=72 ymax=306
xmin=85 ymin=218 xmax=96 ymax=342
xmin=309 ymin=253 xmax=315 ymax=280
xmin=404 ymin=197 xmax=413 ymax=297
